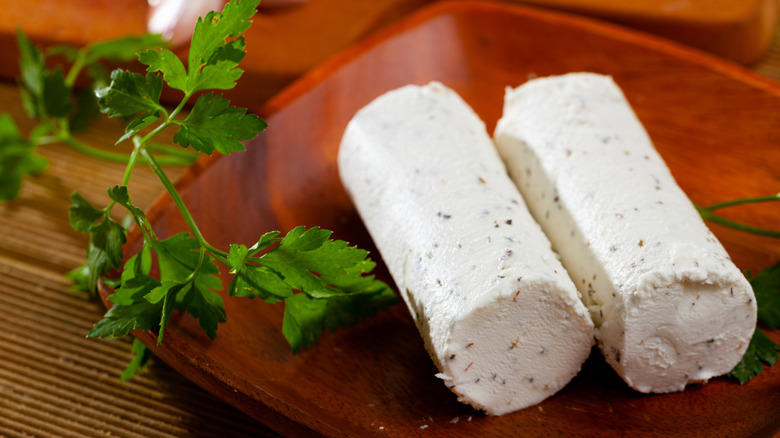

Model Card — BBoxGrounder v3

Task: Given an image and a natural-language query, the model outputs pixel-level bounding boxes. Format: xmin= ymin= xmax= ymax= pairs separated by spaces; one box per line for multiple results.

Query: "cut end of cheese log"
xmin=494 ymin=72 xmax=757 ymax=393
xmin=434 ymin=280 xmax=597 ymax=414
xmin=338 ymin=82 xmax=594 ymax=415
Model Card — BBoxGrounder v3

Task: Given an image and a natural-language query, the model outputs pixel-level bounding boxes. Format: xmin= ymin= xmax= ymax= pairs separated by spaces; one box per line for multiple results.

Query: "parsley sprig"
xmin=80 ymin=0 xmax=395 ymax=379
xmin=2 ymin=28 xmax=198 ymax=201
xmin=728 ymin=263 xmax=780 ymax=383
xmin=695 ymin=194 xmax=780 ymax=383
xmin=3 ymin=0 xmax=395 ymax=380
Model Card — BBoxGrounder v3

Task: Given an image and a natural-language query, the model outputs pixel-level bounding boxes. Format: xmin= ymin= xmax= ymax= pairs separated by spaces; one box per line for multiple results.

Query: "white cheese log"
xmin=494 ymin=73 xmax=757 ymax=393
xmin=338 ymin=82 xmax=594 ymax=415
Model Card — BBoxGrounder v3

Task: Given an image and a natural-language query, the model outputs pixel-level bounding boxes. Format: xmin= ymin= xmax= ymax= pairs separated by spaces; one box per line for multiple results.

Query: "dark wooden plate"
xmin=109 ymin=1 xmax=780 ymax=436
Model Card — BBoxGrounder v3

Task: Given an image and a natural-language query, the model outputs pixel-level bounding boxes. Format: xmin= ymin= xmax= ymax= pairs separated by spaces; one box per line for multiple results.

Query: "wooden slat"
xmin=0 ymin=81 xmax=276 ymax=437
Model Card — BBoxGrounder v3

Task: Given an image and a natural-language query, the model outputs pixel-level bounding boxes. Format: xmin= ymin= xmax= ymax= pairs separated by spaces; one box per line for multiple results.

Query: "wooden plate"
xmin=110 ymin=1 xmax=780 ymax=436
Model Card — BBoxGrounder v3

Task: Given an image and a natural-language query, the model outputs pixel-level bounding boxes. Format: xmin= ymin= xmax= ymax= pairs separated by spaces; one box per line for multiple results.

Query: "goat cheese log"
xmin=494 ymin=73 xmax=757 ymax=393
xmin=338 ymin=82 xmax=594 ymax=415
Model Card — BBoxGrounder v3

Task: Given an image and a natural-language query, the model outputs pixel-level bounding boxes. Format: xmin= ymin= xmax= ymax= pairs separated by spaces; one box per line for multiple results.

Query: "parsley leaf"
xmin=0 ymin=114 xmax=48 ymax=200
xmin=729 ymin=327 xmax=779 ymax=384
xmin=96 ymin=70 xmax=164 ymax=118
xmin=87 ymin=247 xmax=161 ymax=339
xmin=225 ymin=226 xmax=397 ymax=351
xmin=138 ymin=48 xmax=188 ymax=92
xmin=151 ymin=233 xmax=225 ymax=339
xmin=729 ymin=262 xmax=780 ymax=383
xmin=68 ymin=192 xmax=127 ymax=291
xmin=173 ymin=92 xmax=266 ymax=155
xmin=17 ymin=29 xmax=73 ymax=119
xmin=88 ymin=269 xmax=162 ymax=339
xmin=260 ymin=227 xmax=383 ymax=298
xmin=120 ymin=338 xmax=154 ymax=381
xmin=68 ymin=191 xmax=106 ymax=232
xmin=186 ymin=37 xmax=246 ymax=93
xmin=188 ymin=0 xmax=258 ymax=72
xmin=17 ymin=29 xmax=45 ymax=117
xmin=282 ymin=285 xmax=397 ymax=353
xmin=752 ymin=263 xmax=780 ymax=329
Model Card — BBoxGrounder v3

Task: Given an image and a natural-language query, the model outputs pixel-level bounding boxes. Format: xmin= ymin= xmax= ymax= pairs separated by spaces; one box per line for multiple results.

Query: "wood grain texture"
xmin=104 ymin=2 xmax=780 ymax=436
xmin=0 ymin=84 xmax=276 ymax=438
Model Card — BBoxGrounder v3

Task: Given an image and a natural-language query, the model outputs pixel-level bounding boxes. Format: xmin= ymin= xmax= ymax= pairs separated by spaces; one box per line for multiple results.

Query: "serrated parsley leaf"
xmin=180 ymin=285 xmax=226 ymax=340
xmin=173 ymin=93 xmax=266 ymax=155
xmin=282 ymin=285 xmax=397 ymax=353
xmin=89 ymin=217 xmax=127 ymax=278
xmin=728 ymin=262 xmax=780 ymax=383
xmin=68 ymin=192 xmax=105 ymax=232
xmin=223 ymin=226 xmax=397 ymax=351
xmin=186 ymin=37 xmax=246 ymax=93
xmin=150 ymin=233 xmax=225 ymax=338
xmin=96 ymin=70 xmax=163 ymax=118
xmin=729 ymin=327 xmax=780 ymax=384
xmin=260 ymin=227 xmax=382 ymax=299
xmin=188 ymin=0 xmax=259 ymax=70
xmin=120 ymin=338 xmax=154 ymax=381
xmin=69 ymin=192 xmax=127 ymax=291
xmin=107 ymin=185 xmax=148 ymax=226
xmin=138 ymin=48 xmax=187 ymax=92
xmin=227 ymin=243 xmax=292 ymax=302
xmin=88 ymin=251 xmax=161 ymax=339
xmin=752 ymin=262 xmax=780 ymax=329
xmin=0 ymin=114 xmax=48 ymax=200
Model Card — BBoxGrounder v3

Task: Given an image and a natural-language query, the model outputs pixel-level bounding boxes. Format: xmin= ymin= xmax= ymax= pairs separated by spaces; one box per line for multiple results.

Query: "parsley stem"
xmin=698 ymin=194 xmax=780 ymax=211
xmin=165 ymin=92 xmax=192 ymax=125
xmin=139 ymin=147 xmax=209 ymax=247
xmin=59 ymin=134 xmax=193 ymax=166
xmin=696 ymin=206 xmax=780 ymax=238
xmin=125 ymin=137 xmax=142 ymax=186
xmin=64 ymin=52 xmax=86 ymax=88
xmin=104 ymin=139 xmax=143 ymax=217
xmin=205 ymin=243 xmax=229 ymax=261
xmin=146 ymin=142 xmax=199 ymax=160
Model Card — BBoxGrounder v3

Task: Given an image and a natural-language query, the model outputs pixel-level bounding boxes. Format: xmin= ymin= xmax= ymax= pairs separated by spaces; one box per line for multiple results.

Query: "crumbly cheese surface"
xmin=338 ymin=82 xmax=594 ymax=415
xmin=494 ymin=73 xmax=757 ymax=393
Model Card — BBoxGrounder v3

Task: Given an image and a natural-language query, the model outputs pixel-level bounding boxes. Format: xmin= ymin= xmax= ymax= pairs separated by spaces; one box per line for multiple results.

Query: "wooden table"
xmin=1 ymin=1 xmax=779 ymax=436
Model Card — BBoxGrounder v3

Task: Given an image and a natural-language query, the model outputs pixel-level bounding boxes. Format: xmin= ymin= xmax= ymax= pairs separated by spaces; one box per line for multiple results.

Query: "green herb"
xmin=728 ymin=262 xmax=780 ymax=383
xmin=78 ymin=0 xmax=391 ymax=372
xmin=2 ymin=26 xmax=197 ymax=202
xmin=3 ymin=0 xmax=395 ymax=379
xmin=695 ymin=195 xmax=780 ymax=382
xmin=696 ymin=194 xmax=780 ymax=238
xmin=729 ymin=327 xmax=779 ymax=384
xmin=752 ymin=263 xmax=780 ymax=329
xmin=121 ymin=338 xmax=154 ymax=381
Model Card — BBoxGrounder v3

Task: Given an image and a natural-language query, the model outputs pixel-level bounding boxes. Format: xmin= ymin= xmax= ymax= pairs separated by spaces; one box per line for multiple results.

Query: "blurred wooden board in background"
xmin=0 ymin=0 xmax=776 ymax=109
